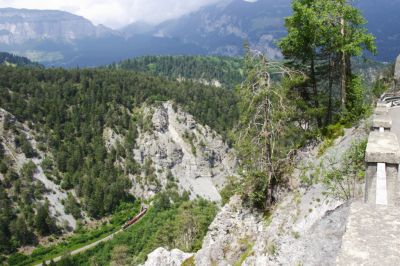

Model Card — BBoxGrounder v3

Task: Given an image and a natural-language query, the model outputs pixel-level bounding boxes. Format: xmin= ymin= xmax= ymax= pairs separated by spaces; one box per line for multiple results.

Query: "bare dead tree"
xmin=236 ymin=50 xmax=305 ymax=208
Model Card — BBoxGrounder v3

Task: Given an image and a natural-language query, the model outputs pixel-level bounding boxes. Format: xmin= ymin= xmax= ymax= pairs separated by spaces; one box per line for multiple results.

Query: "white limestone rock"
xmin=145 ymin=120 xmax=369 ymax=266
xmin=131 ymin=102 xmax=237 ymax=201
xmin=143 ymin=247 xmax=193 ymax=266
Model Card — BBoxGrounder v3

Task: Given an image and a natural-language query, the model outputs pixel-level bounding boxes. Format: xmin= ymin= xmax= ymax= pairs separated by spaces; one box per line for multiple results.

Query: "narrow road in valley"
xmin=35 ymin=209 xmax=147 ymax=266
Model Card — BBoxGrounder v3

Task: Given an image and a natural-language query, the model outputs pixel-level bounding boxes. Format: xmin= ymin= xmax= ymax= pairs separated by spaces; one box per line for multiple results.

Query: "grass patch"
xmin=318 ymin=123 xmax=345 ymax=157
xmin=234 ymin=239 xmax=254 ymax=266
xmin=266 ymin=241 xmax=277 ymax=256
xmin=181 ymin=256 xmax=195 ymax=266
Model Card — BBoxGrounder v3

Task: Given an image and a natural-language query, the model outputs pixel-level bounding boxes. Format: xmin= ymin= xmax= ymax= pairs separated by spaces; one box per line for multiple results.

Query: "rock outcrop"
xmin=131 ymin=102 xmax=237 ymax=201
xmin=143 ymin=120 xmax=369 ymax=266
xmin=142 ymin=247 xmax=193 ymax=266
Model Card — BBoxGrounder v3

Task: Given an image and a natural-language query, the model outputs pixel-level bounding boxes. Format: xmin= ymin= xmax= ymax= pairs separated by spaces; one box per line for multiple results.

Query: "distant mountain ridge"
xmin=0 ymin=0 xmax=398 ymax=66
xmin=0 ymin=8 xmax=117 ymax=44
xmin=127 ymin=0 xmax=291 ymax=59
xmin=0 ymin=7 xmax=205 ymax=67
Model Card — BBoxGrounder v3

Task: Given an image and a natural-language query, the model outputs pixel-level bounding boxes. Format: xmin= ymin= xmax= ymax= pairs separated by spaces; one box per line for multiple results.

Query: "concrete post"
xmin=372 ymin=114 xmax=392 ymax=132
xmin=365 ymin=132 xmax=400 ymax=206
xmin=376 ymin=102 xmax=388 ymax=108
xmin=374 ymin=106 xmax=389 ymax=116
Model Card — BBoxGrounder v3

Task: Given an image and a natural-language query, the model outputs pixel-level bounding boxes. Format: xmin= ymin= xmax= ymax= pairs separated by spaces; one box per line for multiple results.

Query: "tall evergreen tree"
xmin=279 ymin=0 xmax=376 ymax=125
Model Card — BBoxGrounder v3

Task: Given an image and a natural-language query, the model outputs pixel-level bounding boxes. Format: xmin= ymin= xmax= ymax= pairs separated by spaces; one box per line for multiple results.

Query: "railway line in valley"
xmin=35 ymin=208 xmax=148 ymax=266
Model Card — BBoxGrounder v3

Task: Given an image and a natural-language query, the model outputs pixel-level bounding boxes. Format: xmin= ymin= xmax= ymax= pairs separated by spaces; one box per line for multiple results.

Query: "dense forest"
xmin=108 ymin=55 xmax=244 ymax=89
xmin=0 ymin=52 xmax=42 ymax=68
xmin=0 ymin=65 xmax=238 ymax=260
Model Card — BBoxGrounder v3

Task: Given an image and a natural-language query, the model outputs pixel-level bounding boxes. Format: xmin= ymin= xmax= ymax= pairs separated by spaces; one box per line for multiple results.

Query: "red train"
xmin=122 ymin=207 xmax=148 ymax=230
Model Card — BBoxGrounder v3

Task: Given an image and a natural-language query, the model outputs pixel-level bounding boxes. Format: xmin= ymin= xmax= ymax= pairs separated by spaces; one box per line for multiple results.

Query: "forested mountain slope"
xmin=109 ymin=55 xmax=244 ymax=88
xmin=0 ymin=52 xmax=41 ymax=67
xmin=0 ymin=65 xmax=238 ymax=260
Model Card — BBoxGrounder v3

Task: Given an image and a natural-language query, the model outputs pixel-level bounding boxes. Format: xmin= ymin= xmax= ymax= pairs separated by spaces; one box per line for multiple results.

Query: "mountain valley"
xmin=0 ymin=0 xmax=398 ymax=265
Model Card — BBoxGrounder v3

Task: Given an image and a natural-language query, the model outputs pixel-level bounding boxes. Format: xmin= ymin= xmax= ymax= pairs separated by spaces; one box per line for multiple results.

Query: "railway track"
xmin=35 ymin=208 xmax=148 ymax=266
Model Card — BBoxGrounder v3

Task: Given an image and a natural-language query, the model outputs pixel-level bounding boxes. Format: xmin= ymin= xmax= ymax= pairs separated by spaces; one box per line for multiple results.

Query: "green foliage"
xmin=318 ymin=123 xmax=345 ymax=156
xmin=109 ymin=55 xmax=244 ymax=89
xmin=181 ymin=256 xmax=195 ymax=266
xmin=372 ymin=79 xmax=389 ymax=98
xmin=342 ymin=75 xmax=370 ymax=125
xmin=10 ymin=216 xmax=35 ymax=246
xmin=64 ymin=193 xmax=82 ymax=219
xmin=317 ymin=138 xmax=334 ymax=158
xmin=0 ymin=65 xmax=238 ymax=222
xmin=0 ymin=52 xmax=42 ymax=68
xmin=62 ymin=193 xmax=217 ymax=265
xmin=323 ymin=139 xmax=367 ymax=200
xmin=279 ymin=0 xmax=376 ymax=127
xmin=235 ymin=50 xmax=304 ymax=209
xmin=241 ymin=171 xmax=271 ymax=210
xmin=220 ymin=176 xmax=240 ymax=205
xmin=322 ymin=123 xmax=345 ymax=140
xmin=21 ymin=161 xmax=37 ymax=180
xmin=9 ymin=202 xmax=140 ymax=266
xmin=35 ymin=200 xmax=57 ymax=236
xmin=7 ymin=253 xmax=29 ymax=266
xmin=234 ymin=239 xmax=254 ymax=266
xmin=14 ymin=133 xmax=36 ymax=158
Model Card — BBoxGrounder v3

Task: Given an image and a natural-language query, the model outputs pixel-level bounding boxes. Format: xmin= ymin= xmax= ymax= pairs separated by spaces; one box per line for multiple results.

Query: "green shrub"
xmin=323 ymin=139 xmax=367 ymax=200
xmin=182 ymin=256 xmax=195 ymax=266
xmin=241 ymin=171 xmax=270 ymax=210
xmin=220 ymin=176 xmax=239 ymax=205
xmin=322 ymin=123 xmax=345 ymax=140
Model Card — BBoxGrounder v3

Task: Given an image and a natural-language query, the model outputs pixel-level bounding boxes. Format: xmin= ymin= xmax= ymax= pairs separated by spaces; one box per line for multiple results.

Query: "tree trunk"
xmin=326 ymin=55 xmax=334 ymax=125
xmin=310 ymin=55 xmax=321 ymax=127
xmin=264 ymin=96 xmax=274 ymax=207
xmin=340 ymin=17 xmax=346 ymax=111
xmin=346 ymin=53 xmax=352 ymax=85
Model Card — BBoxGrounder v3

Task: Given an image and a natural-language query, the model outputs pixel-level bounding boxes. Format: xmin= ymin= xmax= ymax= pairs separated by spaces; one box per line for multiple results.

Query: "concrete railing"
xmin=365 ymin=104 xmax=400 ymax=206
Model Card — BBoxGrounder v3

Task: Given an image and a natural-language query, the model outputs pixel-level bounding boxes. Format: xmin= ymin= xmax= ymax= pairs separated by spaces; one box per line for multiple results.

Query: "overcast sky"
xmin=0 ymin=0 xmax=230 ymax=29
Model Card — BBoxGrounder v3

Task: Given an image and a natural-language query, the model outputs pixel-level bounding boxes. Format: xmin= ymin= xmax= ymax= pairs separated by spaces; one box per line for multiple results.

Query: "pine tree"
xmin=279 ymin=0 xmax=376 ymax=125
xmin=35 ymin=200 xmax=56 ymax=236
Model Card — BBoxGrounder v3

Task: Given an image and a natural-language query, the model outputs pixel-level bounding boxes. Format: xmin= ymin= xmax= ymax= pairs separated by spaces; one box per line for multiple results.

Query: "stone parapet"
xmin=365 ymin=132 xmax=400 ymax=164
xmin=374 ymin=106 xmax=389 ymax=115
xmin=372 ymin=114 xmax=392 ymax=130
xmin=376 ymin=101 xmax=388 ymax=107
xmin=336 ymin=201 xmax=400 ymax=266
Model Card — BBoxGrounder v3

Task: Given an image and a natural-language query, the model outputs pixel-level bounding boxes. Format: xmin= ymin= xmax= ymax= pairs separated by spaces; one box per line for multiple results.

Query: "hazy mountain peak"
xmin=0 ymin=7 xmax=117 ymax=44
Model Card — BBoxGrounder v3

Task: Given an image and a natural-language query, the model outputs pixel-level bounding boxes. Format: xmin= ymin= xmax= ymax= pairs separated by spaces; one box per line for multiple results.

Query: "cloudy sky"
xmin=0 ymin=0 xmax=229 ymax=28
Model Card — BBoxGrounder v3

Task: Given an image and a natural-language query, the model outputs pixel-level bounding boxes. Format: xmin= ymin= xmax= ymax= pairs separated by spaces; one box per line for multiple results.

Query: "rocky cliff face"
xmin=0 ymin=8 xmax=116 ymax=45
xmin=129 ymin=102 xmax=237 ymax=201
xmin=143 ymin=121 xmax=369 ymax=265
xmin=0 ymin=101 xmax=236 ymax=234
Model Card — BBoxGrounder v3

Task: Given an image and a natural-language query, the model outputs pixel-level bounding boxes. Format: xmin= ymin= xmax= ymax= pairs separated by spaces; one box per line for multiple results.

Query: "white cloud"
xmin=0 ymin=0 xmax=224 ymax=29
